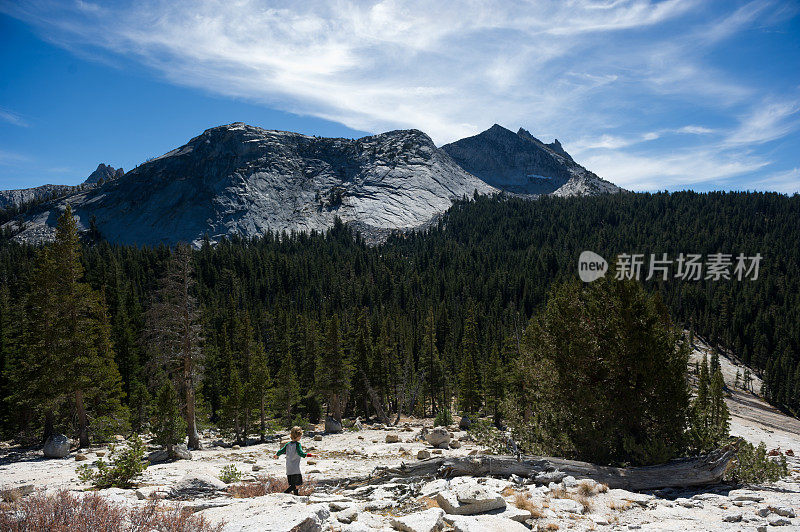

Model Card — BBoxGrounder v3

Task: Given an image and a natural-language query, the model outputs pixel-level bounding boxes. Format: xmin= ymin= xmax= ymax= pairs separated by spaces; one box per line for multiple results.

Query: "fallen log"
xmin=374 ymin=445 xmax=737 ymax=491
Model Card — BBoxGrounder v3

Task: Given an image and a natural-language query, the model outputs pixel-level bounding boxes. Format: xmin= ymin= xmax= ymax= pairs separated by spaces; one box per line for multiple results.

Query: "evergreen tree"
xmin=152 ymin=380 xmax=186 ymax=453
xmin=316 ymin=316 xmax=351 ymax=422
xmin=274 ymin=348 xmax=300 ymax=424
xmin=249 ymin=341 xmax=272 ymax=440
xmin=145 ymin=243 xmax=203 ymax=449
xmin=420 ymin=307 xmax=443 ymax=415
xmin=459 ymin=306 xmax=482 ymax=414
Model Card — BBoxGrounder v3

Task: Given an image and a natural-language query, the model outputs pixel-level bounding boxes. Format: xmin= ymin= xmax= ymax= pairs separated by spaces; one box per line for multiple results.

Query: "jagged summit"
xmin=7 ymin=123 xmax=495 ymax=246
xmin=84 ymin=163 xmax=124 ymax=185
xmin=442 ymin=124 xmax=619 ymax=196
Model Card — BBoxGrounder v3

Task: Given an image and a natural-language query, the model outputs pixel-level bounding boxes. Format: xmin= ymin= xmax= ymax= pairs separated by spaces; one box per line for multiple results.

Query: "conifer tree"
xmin=274 ymin=348 xmax=300 ymax=424
xmin=420 ymin=307 xmax=443 ymax=415
xmin=316 ymin=316 xmax=351 ymax=422
xmin=10 ymin=206 xmax=124 ymax=447
xmin=152 ymin=380 xmax=186 ymax=453
xmin=459 ymin=306 xmax=482 ymax=414
xmin=249 ymin=341 xmax=272 ymax=440
xmin=145 ymin=243 xmax=203 ymax=449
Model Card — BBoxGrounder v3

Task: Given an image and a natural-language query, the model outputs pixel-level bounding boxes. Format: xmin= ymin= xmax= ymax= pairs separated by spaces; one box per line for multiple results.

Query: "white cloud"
xmin=750 ymin=168 xmax=800 ymax=194
xmin=1 ymin=0 xmax=797 ymax=191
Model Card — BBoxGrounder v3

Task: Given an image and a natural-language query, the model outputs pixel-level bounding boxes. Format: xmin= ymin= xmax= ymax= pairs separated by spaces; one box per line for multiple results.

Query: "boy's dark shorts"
xmin=287 ymin=474 xmax=303 ymax=486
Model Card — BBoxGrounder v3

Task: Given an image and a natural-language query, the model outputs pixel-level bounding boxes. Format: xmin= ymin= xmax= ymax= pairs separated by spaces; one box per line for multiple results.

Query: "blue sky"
xmin=1 ymin=1 xmax=799 ymax=193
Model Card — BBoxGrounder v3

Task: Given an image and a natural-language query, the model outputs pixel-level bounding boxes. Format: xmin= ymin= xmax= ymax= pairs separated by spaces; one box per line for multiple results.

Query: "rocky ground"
xmin=2 ymin=344 xmax=799 ymax=531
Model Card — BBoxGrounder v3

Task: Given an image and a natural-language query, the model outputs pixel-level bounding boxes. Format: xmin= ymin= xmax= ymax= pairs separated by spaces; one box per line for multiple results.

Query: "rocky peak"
xmin=84 ymin=163 xmax=124 ymax=185
xmin=441 ymin=124 xmax=619 ymax=196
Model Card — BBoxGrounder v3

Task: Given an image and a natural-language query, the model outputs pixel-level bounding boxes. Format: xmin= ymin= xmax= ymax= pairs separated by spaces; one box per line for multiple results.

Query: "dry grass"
xmin=418 ymin=496 xmax=440 ymax=509
xmin=577 ymin=480 xmax=600 ymax=497
xmin=1 ymin=489 xmax=22 ymax=503
xmin=227 ymin=475 xmax=316 ymax=498
xmin=540 ymin=523 xmax=559 ymax=531
xmin=608 ymin=499 xmax=632 ymax=512
xmin=0 ymin=490 xmax=224 ymax=532
xmin=501 ymin=486 xmax=516 ymax=497
xmin=550 ymin=486 xmax=568 ymax=499
xmin=514 ymin=492 xmax=546 ymax=519
xmin=572 ymin=494 xmax=593 ymax=513
xmin=597 ymin=483 xmax=609 ymax=494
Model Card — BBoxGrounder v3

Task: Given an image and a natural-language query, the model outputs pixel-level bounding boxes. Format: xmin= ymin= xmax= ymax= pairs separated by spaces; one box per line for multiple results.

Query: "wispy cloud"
xmin=751 ymin=168 xmax=800 ymax=194
xmin=1 ymin=0 xmax=798 ymax=191
xmin=0 ymin=108 xmax=30 ymax=127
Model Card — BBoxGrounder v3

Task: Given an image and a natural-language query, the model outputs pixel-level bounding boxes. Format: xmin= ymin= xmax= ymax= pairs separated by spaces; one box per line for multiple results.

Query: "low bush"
xmin=0 ymin=489 xmax=224 ymax=531
xmin=218 ymin=464 xmax=242 ymax=484
xmin=77 ymin=435 xmax=147 ymax=489
xmin=726 ymin=440 xmax=788 ymax=484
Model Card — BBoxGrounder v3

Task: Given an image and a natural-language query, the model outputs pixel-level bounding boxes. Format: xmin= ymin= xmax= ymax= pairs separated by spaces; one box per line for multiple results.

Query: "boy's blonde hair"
xmin=290 ymin=426 xmax=303 ymax=440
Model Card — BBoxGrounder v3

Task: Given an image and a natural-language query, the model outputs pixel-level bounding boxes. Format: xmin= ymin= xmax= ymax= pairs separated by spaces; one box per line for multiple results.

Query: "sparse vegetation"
xmin=218 ymin=464 xmax=243 ymax=484
xmin=0 ymin=489 xmax=224 ymax=531
xmin=726 ymin=440 xmax=789 ymax=484
xmin=76 ymin=435 xmax=147 ymax=489
xmin=227 ymin=475 xmax=315 ymax=497
xmin=433 ymin=408 xmax=452 ymax=427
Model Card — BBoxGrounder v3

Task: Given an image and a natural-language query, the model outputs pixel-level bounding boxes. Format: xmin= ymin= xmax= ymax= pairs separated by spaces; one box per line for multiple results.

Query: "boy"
xmin=274 ymin=426 xmax=316 ymax=495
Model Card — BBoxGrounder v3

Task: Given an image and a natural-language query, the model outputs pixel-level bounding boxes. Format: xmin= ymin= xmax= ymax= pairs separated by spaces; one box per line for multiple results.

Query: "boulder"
xmin=386 ymin=433 xmax=400 ymax=443
xmin=606 ymin=488 xmax=654 ymax=507
xmin=314 ymin=435 xmax=323 ymax=441
xmin=458 ymin=415 xmax=472 ymax=431
xmin=423 ymin=427 xmax=451 ymax=448
xmin=768 ymin=515 xmax=791 ymax=526
xmin=722 ymin=512 xmax=743 ymax=522
xmin=417 ymin=449 xmax=431 ymax=460
xmin=169 ymin=472 xmax=227 ymax=498
xmin=147 ymin=444 xmax=192 ymax=464
xmin=447 ymin=515 xmax=529 ymax=532
xmin=390 ymin=508 xmax=445 ymax=532
xmin=325 ymin=416 xmax=343 ymax=434
xmin=337 ymin=506 xmax=359 ymax=524
xmin=548 ymin=498 xmax=584 ymax=514
xmin=449 ymin=440 xmax=461 ymax=449
xmin=533 ymin=470 xmax=565 ymax=484
xmin=771 ymin=506 xmax=796 ymax=518
xmin=728 ymin=489 xmax=764 ymax=502
xmin=75 ymin=453 xmax=87 ymax=461
xmin=436 ymin=485 xmax=506 ymax=515
xmin=43 ymin=434 xmax=71 ymax=458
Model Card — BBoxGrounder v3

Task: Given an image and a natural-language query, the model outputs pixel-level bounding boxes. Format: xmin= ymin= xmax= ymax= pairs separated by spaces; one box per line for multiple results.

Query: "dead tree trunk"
xmin=375 ymin=446 xmax=737 ymax=491
xmin=360 ymin=369 xmax=391 ymax=425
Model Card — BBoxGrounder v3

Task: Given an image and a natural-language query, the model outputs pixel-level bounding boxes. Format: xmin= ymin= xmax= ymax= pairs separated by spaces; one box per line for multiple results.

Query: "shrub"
xmin=77 ymin=435 xmax=147 ymax=489
xmin=434 ymin=409 xmax=453 ymax=427
xmin=469 ymin=418 xmax=506 ymax=454
xmin=219 ymin=464 xmax=242 ymax=484
xmin=151 ymin=380 xmax=186 ymax=451
xmin=726 ymin=440 xmax=788 ymax=484
xmin=0 ymin=489 xmax=224 ymax=531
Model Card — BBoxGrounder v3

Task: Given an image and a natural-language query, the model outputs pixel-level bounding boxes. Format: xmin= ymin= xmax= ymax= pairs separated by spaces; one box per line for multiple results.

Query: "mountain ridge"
xmin=2 ymin=123 xmax=619 ymax=245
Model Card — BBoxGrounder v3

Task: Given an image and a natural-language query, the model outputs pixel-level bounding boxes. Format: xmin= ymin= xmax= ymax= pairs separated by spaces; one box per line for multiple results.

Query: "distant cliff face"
xmin=8 ymin=123 xmax=495 ymax=246
xmin=441 ymin=124 xmax=620 ymax=196
xmin=0 ymin=164 xmax=124 ymax=210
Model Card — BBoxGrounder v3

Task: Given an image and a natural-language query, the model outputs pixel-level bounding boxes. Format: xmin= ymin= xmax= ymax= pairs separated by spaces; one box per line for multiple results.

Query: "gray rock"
xmin=390 ymin=508 xmax=444 ymax=532
xmin=728 ymin=489 xmax=764 ymax=502
xmin=417 ymin=449 xmax=431 ymax=460
xmin=549 ymin=498 xmax=584 ymax=514
xmin=325 ymin=416 xmax=343 ymax=434
xmin=722 ymin=512 xmax=743 ymax=522
xmin=43 ymin=434 xmax=70 ymax=458
xmin=447 ymin=515 xmax=530 ymax=532
xmin=533 ymin=470 xmax=565 ymax=484
xmin=147 ymin=444 xmax=192 ymax=464
xmin=771 ymin=506 xmax=796 ymax=518
xmin=756 ymin=507 xmax=771 ymax=517
xmin=767 ymin=515 xmax=791 ymax=526
xmin=606 ymin=488 xmax=655 ymax=507
xmin=169 ymin=472 xmax=227 ymax=498
xmin=314 ymin=435 xmax=323 ymax=441
xmin=337 ymin=506 xmax=359 ymax=524
xmin=458 ymin=415 xmax=472 ymax=431
xmin=436 ymin=486 xmax=506 ymax=515
xmin=75 ymin=453 xmax=87 ymax=461
xmin=423 ymin=427 xmax=451 ymax=448
xmin=386 ymin=433 xmax=400 ymax=443
xmin=449 ymin=440 xmax=461 ymax=449
xmin=561 ymin=475 xmax=577 ymax=488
